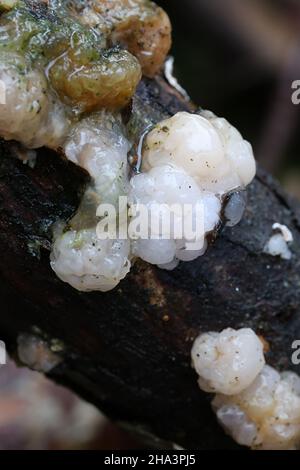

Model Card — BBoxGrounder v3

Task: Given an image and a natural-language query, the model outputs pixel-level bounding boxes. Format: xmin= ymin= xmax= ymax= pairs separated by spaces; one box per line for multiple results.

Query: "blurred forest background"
xmin=1 ymin=0 xmax=300 ymax=450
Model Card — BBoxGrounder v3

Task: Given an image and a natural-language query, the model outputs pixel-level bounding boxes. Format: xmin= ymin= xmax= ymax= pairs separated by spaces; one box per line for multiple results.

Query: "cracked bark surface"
xmin=0 ymin=76 xmax=299 ymax=449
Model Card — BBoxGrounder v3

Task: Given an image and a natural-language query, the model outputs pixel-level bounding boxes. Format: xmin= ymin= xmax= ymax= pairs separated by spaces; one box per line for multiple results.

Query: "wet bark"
xmin=0 ymin=76 xmax=299 ymax=449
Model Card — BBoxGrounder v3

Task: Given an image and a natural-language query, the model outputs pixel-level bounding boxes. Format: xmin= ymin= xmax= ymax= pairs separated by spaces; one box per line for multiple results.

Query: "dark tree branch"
xmin=0 ymin=76 xmax=299 ymax=449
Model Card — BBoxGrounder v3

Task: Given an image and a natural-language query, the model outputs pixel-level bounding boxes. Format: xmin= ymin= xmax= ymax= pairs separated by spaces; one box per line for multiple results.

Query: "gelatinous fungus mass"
xmin=192 ymin=328 xmax=300 ymax=450
xmin=51 ymin=111 xmax=256 ymax=291
xmin=0 ymin=1 xmax=256 ymax=292
xmin=0 ymin=0 xmax=142 ymax=146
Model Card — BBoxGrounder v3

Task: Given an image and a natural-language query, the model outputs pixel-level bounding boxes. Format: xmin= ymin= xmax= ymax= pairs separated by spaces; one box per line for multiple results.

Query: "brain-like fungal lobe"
xmin=142 ymin=111 xmax=256 ymax=194
xmin=191 ymin=328 xmax=265 ymax=395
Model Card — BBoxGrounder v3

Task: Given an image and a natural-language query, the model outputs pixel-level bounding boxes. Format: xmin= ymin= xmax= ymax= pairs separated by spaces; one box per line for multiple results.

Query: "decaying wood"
xmin=0 ymin=76 xmax=299 ymax=449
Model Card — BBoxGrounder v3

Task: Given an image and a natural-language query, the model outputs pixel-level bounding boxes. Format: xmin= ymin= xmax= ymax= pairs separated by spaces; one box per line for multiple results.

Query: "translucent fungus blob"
xmin=191 ymin=328 xmax=265 ymax=395
xmin=263 ymin=223 xmax=293 ymax=261
xmin=51 ymin=228 xmax=131 ymax=292
xmin=128 ymin=164 xmax=221 ymax=265
xmin=64 ymin=112 xmax=131 ymax=207
xmin=50 ymin=112 xmax=132 ymax=292
xmin=192 ymin=328 xmax=300 ymax=450
xmin=142 ymin=111 xmax=256 ymax=194
xmin=73 ymin=0 xmax=172 ymax=77
xmin=213 ymin=367 xmax=300 ymax=450
xmin=51 ymin=109 xmax=256 ymax=291
xmin=0 ymin=52 xmax=70 ymax=148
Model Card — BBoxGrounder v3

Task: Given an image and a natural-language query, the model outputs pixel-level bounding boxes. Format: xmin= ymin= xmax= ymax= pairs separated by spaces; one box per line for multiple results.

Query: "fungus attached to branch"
xmin=0 ymin=0 xmax=142 ymax=145
xmin=0 ymin=0 xmax=257 ymax=293
xmin=263 ymin=223 xmax=294 ymax=260
xmin=0 ymin=0 xmax=299 ymax=451
xmin=51 ymin=110 xmax=256 ymax=291
xmin=73 ymin=0 xmax=172 ymax=77
xmin=192 ymin=328 xmax=300 ymax=450
xmin=191 ymin=328 xmax=265 ymax=395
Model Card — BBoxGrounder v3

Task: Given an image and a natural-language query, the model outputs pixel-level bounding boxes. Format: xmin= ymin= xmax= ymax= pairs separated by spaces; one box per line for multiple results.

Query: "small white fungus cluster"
xmin=191 ymin=328 xmax=265 ymax=395
xmin=142 ymin=111 xmax=256 ymax=194
xmin=64 ymin=113 xmax=131 ymax=206
xmin=51 ymin=229 xmax=131 ymax=292
xmin=128 ymin=111 xmax=255 ymax=270
xmin=213 ymin=367 xmax=300 ymax=450
xmin=264 ymin=223 xmax=293 ymax=261
xmin=51 ymin=111 xmax=256 ymax=292
xmin=0 ymin=53 xmax=70 ymax=149
xmin=51 ymin=113 xmax=131 ymax=292
xmin=128 ymin=165 xmax=220 ymax=266
xmin=191 ymin=328 xmax=300 ymax=450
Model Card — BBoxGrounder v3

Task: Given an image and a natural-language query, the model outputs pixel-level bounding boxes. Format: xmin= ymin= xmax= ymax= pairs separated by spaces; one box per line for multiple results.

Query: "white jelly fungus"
xmin=191 ymin=328 xmax=265 ymax=395
xmin=142 ymin=111 xmax=256 ymax=194
xmin=0 ymin=2 xmax=256 ymax=292
xmin=272 ymin=223 xmax=293 ymax=243
xmin=50 ymin=113 xmax=132 ymax=292
xmin=51 ymin=228 xmax=131 ymax=292
xmin=213 ymin=366 xmax=300 ymax=450
xmin=64 ymin=113 xmax=131 ymax=207
xmin=51 ymin=110 xmax=256 ymax=292
xmin=126 ymin=111 xmax=255 ymax=271
xmin=192 ymin=328 xmax=300 ymax=450
xmin=263 ymin=223 xmax=293 ymax=260
xmin=0 ymin=53 xmax=70 ymax=149
xmin=128 ymin=164 xmax=221 ymax=265
xmin=224 ymin=191 xmax=247 ymax=227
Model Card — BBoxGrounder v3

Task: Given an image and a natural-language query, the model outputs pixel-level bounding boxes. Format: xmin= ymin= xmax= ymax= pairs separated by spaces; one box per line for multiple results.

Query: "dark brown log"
xmin=0 ymin=76 xmax=299 ymax=449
